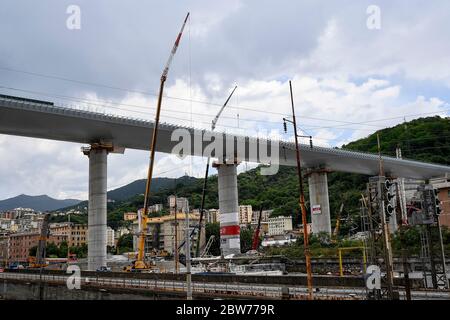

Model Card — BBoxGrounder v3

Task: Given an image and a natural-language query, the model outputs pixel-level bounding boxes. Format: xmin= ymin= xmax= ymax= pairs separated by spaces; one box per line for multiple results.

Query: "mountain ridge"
xmin=0 ymin=194 xmax=82 ymax=212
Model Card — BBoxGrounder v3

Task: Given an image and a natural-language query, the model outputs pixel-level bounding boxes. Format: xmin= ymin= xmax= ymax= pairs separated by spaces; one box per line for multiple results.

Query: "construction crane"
xmin=177 ymin=86 xmax=237 ymax=256
xmin=29 ymin=214 xmax=50 ymax=269
xmin=252 ymin=206 xmax=264 ymax=251
xmin=128 ymin=13 xmax=189 ymax=272
xmin=195 ymin=85 xmax=237 ymax=256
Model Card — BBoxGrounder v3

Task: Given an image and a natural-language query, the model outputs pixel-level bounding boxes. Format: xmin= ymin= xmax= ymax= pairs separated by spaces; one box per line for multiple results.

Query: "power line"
xmin=4 ymin=84 xmax=448 ymax=147
xmin=0 ymin=85 xmax=348 ymax=142
xmin=4 ymin=65 xmax=447 ymax=129
xmin=341 ymin=133 xmax=450 ymax=149
xmin=303 ymin=109 xmax=450 ymax=132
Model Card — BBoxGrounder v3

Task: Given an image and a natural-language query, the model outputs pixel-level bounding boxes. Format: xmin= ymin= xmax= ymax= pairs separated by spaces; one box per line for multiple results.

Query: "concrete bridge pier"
xmin=213 ymin=162 xmax=241 ymax=256
xmin=307 ymin=168 xmax=332 ymax=235
xmin=82 ymin=143 xmax=118 ymax=271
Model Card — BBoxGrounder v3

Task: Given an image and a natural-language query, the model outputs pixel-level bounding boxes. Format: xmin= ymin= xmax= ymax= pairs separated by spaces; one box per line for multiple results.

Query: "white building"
xmin=206 ymin=209 xmax=220 ymax=224
xmin=149 ymin=203 xmax=163 ymax=213
xmin=106 ymin=227 xmax=115 ymax=247
xmin=268 ymin=216 xmax=293 ymax=236
xmin=168 ymin=195 xmax=189 ymax=213
xmin=238 ymin=205 xmax=253 ymax=225
xmin=116 ymin=227 xmax=130 ymax=239
xmin=251 ymin=209 xmax=272 ymax=224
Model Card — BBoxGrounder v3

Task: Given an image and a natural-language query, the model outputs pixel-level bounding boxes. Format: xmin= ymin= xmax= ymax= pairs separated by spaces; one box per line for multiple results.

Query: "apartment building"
xmin=50 ymin=222 xmax=88 ymax=247
xmin=268 ymin=216 xmax=293 ymax=236
xmin=238 ymin=205 xmax=253 ymax=225
xmin=8 ymin=232 xmax=67 ymax=263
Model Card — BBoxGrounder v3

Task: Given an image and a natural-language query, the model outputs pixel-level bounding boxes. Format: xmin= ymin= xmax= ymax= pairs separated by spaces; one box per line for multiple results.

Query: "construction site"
xmin=1 ymin=2 xmax=450 ymax=304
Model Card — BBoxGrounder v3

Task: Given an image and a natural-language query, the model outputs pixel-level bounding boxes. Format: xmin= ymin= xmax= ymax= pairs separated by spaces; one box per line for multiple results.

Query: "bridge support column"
xmin=307 ymin=169 xmax=332 ymax=235
xmin=82 ymin=143 xmax=112 ymax=271
xmin=213 ymin=162 xmax=241 ymax=256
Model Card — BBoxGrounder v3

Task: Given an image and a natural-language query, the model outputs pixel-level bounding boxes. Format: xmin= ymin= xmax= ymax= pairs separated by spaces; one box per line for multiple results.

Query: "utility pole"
xmin=437 ymin=215 xmax=449 ymax=289
xmin=286 ymin=80 xmax=313 ymax=300
xmin=67 ymin=213 xmax=71 ymax=263
xmin=185 ymin=210 xmax=192 ymax=300
xmin=396 ymin=181 xmax=411 ymax=300
xmin=174 ymin=196 xmax=179 ymax=274
xmin=377 ymin=135 xmax=395 ymax=299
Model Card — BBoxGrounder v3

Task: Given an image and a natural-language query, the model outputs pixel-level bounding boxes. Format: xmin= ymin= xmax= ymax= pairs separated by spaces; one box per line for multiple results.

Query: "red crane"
xmin=252 ymin=206 xmax=264 ymax=251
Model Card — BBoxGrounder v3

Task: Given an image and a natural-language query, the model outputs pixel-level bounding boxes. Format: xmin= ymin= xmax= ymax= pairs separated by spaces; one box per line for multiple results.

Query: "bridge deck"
xmin=1 ymin=95 xmax=449 ymax=179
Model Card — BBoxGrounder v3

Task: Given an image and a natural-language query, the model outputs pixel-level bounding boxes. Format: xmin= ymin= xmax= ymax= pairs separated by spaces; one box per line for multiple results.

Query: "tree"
xmin=116 ymin=233 xmax=133 ymax=254
xmin=58 ymin=241 xmax=68 ymax=258
xmin=46 ymin=242 xmax=59 ymax=258
xmin=240 ymin=227 xmax=254 ymax=253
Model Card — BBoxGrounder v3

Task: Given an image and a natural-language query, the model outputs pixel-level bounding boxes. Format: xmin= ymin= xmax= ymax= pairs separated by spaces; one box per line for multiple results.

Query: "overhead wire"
xmin=3 ymin=65 xmax=448 ymax=129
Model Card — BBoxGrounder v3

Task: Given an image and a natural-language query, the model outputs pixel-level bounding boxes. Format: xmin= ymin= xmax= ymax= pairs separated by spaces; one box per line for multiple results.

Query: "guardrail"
xmin=0 ymin=271 xmax=369 ymax=299
xmin=2 ymin=271 xmax=448 ymax=300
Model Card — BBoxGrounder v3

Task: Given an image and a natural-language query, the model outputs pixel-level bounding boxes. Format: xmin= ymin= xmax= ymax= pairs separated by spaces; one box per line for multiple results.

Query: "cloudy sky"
xmin=1 ymin=0 xmax=449 ymax=200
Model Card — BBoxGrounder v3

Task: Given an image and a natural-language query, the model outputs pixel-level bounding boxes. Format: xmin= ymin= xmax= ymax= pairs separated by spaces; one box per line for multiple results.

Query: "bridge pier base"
xmin=83 ymin=143 xmax=112 ymax=271
xmin=307 ymin=169 xmax=332 ymax=235
xmin=213 ymin=162 xmax=241 ymax=256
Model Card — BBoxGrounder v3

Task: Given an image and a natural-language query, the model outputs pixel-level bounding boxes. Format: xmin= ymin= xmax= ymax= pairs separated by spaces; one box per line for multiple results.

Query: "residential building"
xmin=124 ymin=212 xmax=138 ymax=221
xmin=168 ymin=195 xmax=189 ymax=213
xmin=0 ymin=232 xmax=10 ymax=266
xmin=68 ymin=224 xmax=88 ymax=247
xmin=8 ymin=232 xmax=67 ymax=263
xmin=251 ymin=209 xmax=272 ymax=225
xmin=49 ymin=222 xmax=88 ymax=247
xmin=268 ymin=216 xmax=293 ymax=236
xmin=149 ymin=204 xmax=164 ymax=213
xmin=9 ymin=208 xmax=37 ymax=219
xmin=0 ymin=218 xmax=14 ymax=231
xmin=296 ymin=223 xmax=312 ymax=235
xmin=430 ymin=176 xmax=450 ymax=228
xmin=161 ymin=213 xmax=200 ymax=255
xmin=133 ymin=213 xmax=202 ymax=256
xmin=239 ymin=205 xmax=253 ymax=225
xmin=107 ymin=227 xmax=115 ymax=247
xmin=116 ymin=227 xmax=130 ymax=239
xmin=206 ymin=209 xmax=220 ymax=224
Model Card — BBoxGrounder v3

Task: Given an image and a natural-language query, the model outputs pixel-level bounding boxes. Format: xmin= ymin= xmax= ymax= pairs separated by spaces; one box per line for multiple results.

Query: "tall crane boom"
xmin=133 ymin=13 xmax=189 ymax=271
xmin=252 ymin=206 xmax=264 ymax=251
xmin=212 ymin=86 xmax=237 ymax=130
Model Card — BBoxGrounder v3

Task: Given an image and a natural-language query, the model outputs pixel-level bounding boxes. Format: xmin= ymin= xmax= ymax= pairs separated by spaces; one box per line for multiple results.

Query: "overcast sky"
xmin=1 ymin=1 xmax=450 ymax=200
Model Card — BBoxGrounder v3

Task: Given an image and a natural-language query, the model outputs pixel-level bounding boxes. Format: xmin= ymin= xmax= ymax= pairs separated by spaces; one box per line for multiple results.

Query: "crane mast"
xmin=251 ymin=206 xmax=264 ymax=251
xmin=133 ymin=13 xmax=190 ymax=271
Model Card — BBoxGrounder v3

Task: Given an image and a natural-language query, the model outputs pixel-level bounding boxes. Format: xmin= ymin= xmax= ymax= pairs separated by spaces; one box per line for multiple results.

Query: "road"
xmin=1 ymin=272 xmax=449 ymax=300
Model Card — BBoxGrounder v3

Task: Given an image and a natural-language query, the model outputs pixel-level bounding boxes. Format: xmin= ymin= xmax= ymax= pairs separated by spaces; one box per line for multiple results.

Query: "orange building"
xmin=8 ymin=232 xmax=67 ymax=263
xmin=50 ymin=222 xmax=88 ymax=247
xmin=124 ymin=212 xmax=138 ymax=221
